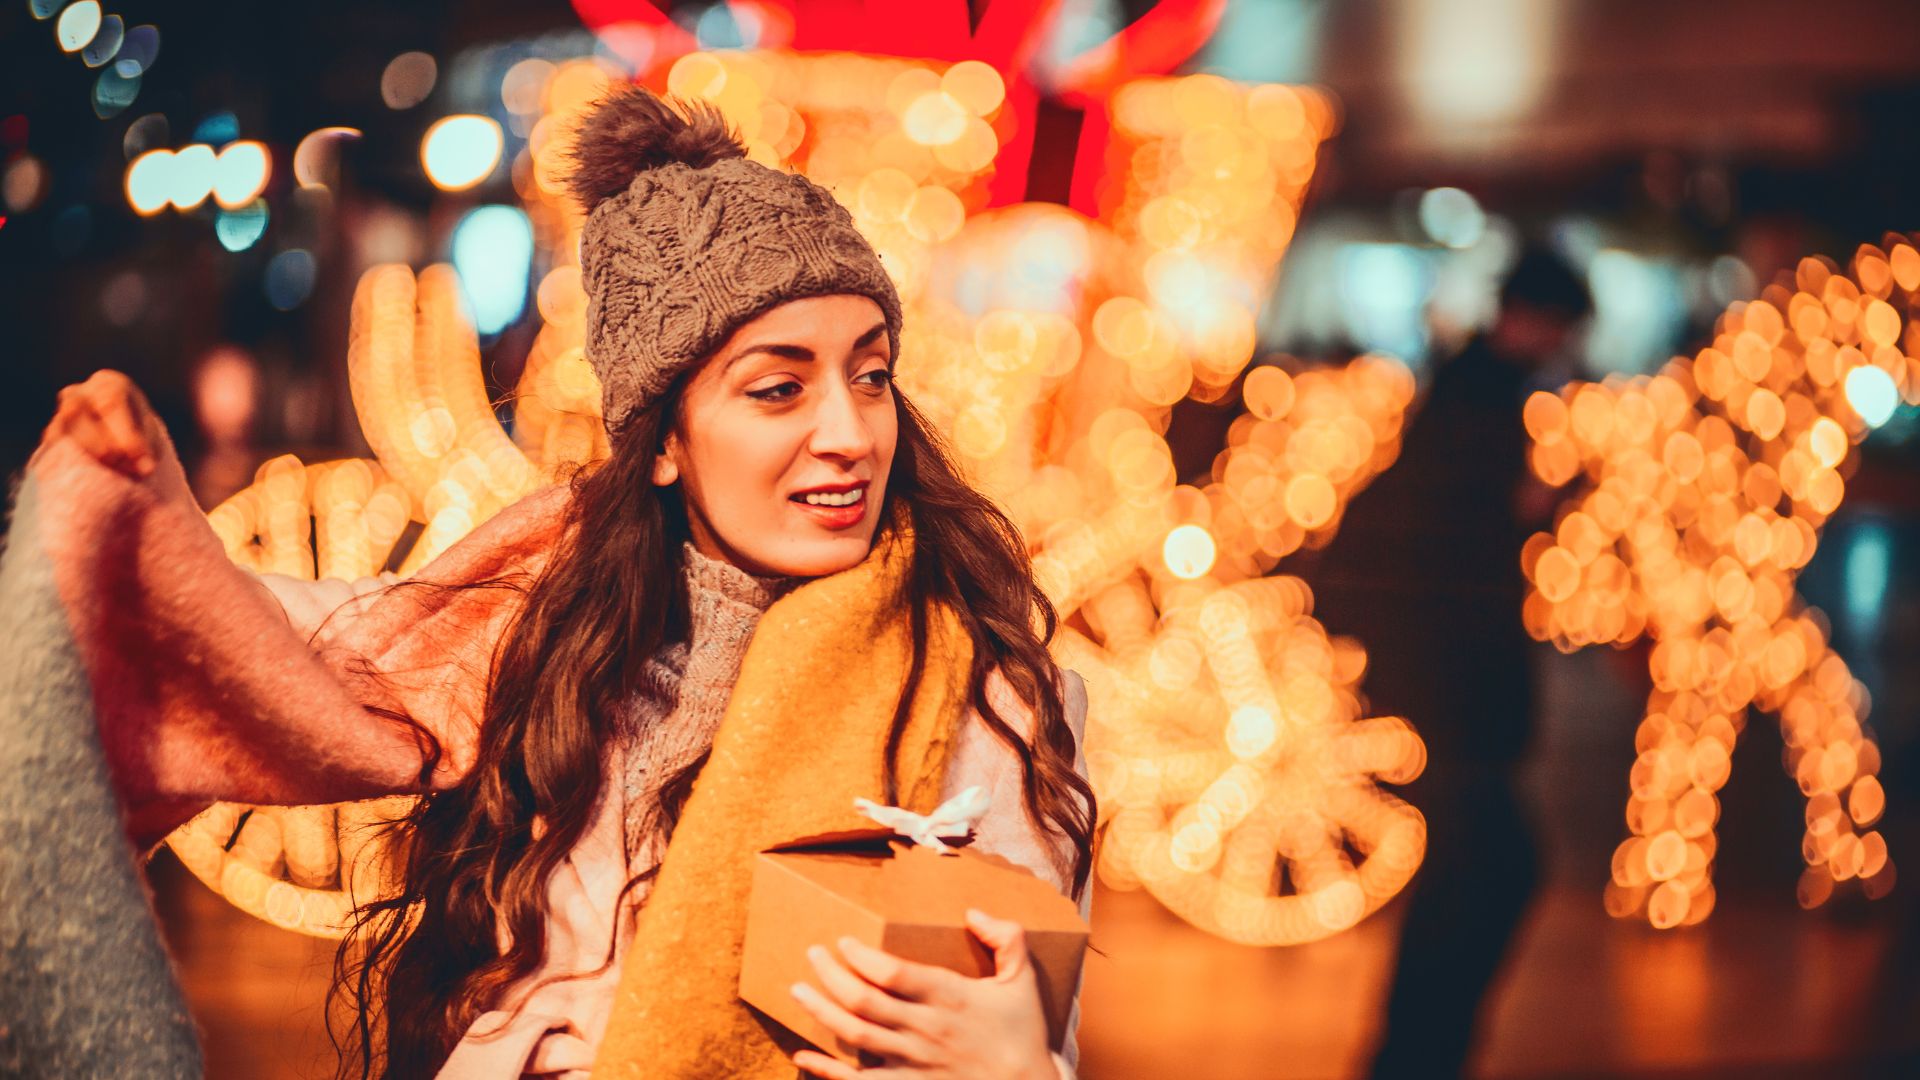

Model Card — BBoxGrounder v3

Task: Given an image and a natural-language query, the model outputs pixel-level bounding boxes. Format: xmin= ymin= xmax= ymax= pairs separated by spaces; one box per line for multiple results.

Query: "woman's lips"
xmin=790 ymin=487 xmax=868 ymax=529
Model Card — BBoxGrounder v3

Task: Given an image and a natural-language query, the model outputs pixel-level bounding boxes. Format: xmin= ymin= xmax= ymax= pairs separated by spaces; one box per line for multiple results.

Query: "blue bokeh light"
xmin=265 ymin=249 xmax=317 ymax=310
xmin=216 ymin=201 xmax=270 ymax=252
xmin=450 ymin=205 xmax=533 ymax=337
xmin=1845 ymin=365 xmax=1899 ymax=428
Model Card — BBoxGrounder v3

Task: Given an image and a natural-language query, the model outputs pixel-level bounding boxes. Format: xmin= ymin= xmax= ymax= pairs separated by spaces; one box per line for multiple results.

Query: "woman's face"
xmin=656 ymin=293 xmax=898 ymax=578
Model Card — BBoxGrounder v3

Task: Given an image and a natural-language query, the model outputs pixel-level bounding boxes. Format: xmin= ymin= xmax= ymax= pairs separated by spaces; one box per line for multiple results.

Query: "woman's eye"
xmin=746 ymin=381 xmax=800 ymax=402
xmin=859 ymin=368 xmax=894 ymax=391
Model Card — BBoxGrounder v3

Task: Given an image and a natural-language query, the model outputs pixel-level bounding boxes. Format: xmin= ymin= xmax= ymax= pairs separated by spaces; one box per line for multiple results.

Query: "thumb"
xmin=965 ymin=908 xmax=1030 ymax=981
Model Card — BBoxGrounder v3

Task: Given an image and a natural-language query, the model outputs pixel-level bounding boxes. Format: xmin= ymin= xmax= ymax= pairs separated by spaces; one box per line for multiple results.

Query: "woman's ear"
xmin=652 ymin=434 xmax=681 ymax=486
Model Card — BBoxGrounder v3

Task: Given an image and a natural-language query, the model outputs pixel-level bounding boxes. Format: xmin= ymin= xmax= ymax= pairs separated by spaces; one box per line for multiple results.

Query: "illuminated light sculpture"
xmin=1525 ymin=240 xmax=1920 ymax=928
xmin=170 ymin=41 xmax=1426 ymax=946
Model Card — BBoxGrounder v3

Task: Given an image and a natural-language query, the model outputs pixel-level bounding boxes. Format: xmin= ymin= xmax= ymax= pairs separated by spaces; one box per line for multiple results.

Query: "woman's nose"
xmin=808 ymin=382 xmax=876 ymax=460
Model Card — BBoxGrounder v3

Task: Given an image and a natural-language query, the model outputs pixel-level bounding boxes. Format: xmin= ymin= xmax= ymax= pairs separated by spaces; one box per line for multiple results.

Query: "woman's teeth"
xmin=799 ymin=489 xmax=862 ymax=506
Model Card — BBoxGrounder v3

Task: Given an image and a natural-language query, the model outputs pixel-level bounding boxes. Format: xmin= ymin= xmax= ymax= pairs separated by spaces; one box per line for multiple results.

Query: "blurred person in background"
xmin=1305 ymin=244 xmax=1593 ymax=1078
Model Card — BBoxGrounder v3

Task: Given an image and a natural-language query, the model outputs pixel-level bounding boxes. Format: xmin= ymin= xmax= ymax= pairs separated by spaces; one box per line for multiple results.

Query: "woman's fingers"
xmin=60 ymin=410 xmax=116 ymax=464
xmin=70 ymin=408 xmax=148 ymax=476
xmin=965 ymin=908 xmax=1032 ymax=983
xmin=43 ymin=370 xmax=157 ymax=478
xmin=833 ymin=935 xmax=962 ymax=1005
xmin=790 ymin=980 xmax=923 ymax=1063
xmin=807 ymin=944 xmax=935 ymax=1035
xmin=89 ymin=371 xmax=157 ymax=474
xmin=96 ymin=387 xmax=155 ymax=475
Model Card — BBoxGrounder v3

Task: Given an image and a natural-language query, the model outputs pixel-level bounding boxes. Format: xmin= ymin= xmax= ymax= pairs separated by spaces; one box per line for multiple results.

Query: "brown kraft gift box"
xmin=738 ymin=827 xmax=1089 ymax=1064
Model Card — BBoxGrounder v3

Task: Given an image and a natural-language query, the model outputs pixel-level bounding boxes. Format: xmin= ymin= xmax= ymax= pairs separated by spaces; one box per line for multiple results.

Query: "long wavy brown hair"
xmin=326 ymin=366 xmax=1097 ymax=1078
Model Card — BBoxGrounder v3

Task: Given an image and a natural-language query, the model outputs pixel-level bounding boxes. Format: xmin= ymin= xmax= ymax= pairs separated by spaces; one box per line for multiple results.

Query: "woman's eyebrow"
xmin=852 ymin=322 xmax=888 ymax=350
xmin=727 ymin=322 xmax=889 ymax=369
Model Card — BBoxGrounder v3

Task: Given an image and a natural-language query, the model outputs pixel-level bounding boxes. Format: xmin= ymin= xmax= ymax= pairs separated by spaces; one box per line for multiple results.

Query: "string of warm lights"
xmin=1525 ymin=239 xmax=1919 ymax=927
xmin=168 ymin=52 xmax=1428 ymax=947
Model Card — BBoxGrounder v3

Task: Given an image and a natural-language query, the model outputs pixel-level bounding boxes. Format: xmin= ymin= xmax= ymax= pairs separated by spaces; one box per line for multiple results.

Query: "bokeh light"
xmin=381 ymin=51 xmax=438 ymax=110
xmin=79 ymin=12 xmax=123 ymax=68
xmin=192 ymin=110 xmax=239 ymax=146
xmin=1845 ymin=364 xmax=1899 ymax=428
xmin=1417 ymin=186 xmax=1485 ymax=248
xmin=264 ymin=249 xmax=317 ymax=311
xmin=124 ymin=148 xmax=173 ymax=215
xmin=90 ymin=65 xmax=140 ymax=119
xmin=1163 ymin=524 xmax=1218 ymax=579
xmin=450 ymin=205 xmax=533 ymax=336
xmin=113 ymin=23 xmax=158 ymax=76
xmin=121 ymin=112 xmax=167 ymax=160
xmin=292 ymin=126 xmax=361 ymax=189
xmin=421 ymin=114 xmax=503 ymax=191
xmin=212 ymin=140 xmax=270 ymax=209
xmin=3 ymin=155 xmax=48 ymax=214
xmin=55 ymin=1 xmax=102 ymax=53
xmin=215 ymin=201 xmax=269 ymax=252
xmin=167 ymin=143 xmax=216 ymax=210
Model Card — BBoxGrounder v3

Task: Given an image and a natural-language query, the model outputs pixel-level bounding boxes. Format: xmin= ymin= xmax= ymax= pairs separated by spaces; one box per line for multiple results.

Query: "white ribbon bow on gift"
xmin=853 ymin=785 xmax=991 ymax=855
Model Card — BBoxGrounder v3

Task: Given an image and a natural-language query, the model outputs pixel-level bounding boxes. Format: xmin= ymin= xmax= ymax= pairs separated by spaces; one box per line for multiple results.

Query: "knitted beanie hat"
xmin=567 ymin=85 xmax=904 ymax=434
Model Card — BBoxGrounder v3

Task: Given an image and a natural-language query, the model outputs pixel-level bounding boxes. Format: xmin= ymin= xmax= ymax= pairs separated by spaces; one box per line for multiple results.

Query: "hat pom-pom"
xmin=565 ymin=84 xmax=747 ymax=213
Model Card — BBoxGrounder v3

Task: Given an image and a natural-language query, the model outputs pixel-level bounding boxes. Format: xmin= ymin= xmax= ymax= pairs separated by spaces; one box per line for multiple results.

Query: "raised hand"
xmin=37 ymin=369 xmax=165 ymax=479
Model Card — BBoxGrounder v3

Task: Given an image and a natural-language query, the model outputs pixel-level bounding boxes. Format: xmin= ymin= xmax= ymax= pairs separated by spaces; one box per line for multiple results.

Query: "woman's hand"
xmin=790 ymin=908 xmax=1060 ymax=1080
xmin=37 ymin=369 xmax=164 ymax=478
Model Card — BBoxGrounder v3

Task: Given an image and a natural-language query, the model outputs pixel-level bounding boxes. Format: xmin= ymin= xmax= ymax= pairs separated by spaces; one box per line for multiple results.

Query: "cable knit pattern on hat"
xmin=618 ymin=541 xmax=799 ymax=869
xmin=572 ymin=85 xmax=905 ymax=431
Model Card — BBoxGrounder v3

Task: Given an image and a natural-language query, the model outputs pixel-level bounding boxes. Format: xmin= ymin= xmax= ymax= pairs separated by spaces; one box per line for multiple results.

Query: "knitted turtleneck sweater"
xmin=617 ymin=541 xmax=799 ymax=870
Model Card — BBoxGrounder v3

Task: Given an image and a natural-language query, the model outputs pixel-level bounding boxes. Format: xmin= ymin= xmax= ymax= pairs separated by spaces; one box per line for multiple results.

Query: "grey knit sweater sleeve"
xmin=0 ymin=473 xmax=204 ymax=1078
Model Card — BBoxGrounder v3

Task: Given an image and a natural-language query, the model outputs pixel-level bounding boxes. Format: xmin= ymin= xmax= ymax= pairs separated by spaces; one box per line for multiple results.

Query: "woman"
xmin=17 ymin=84 xmax=1094 ymax=1079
